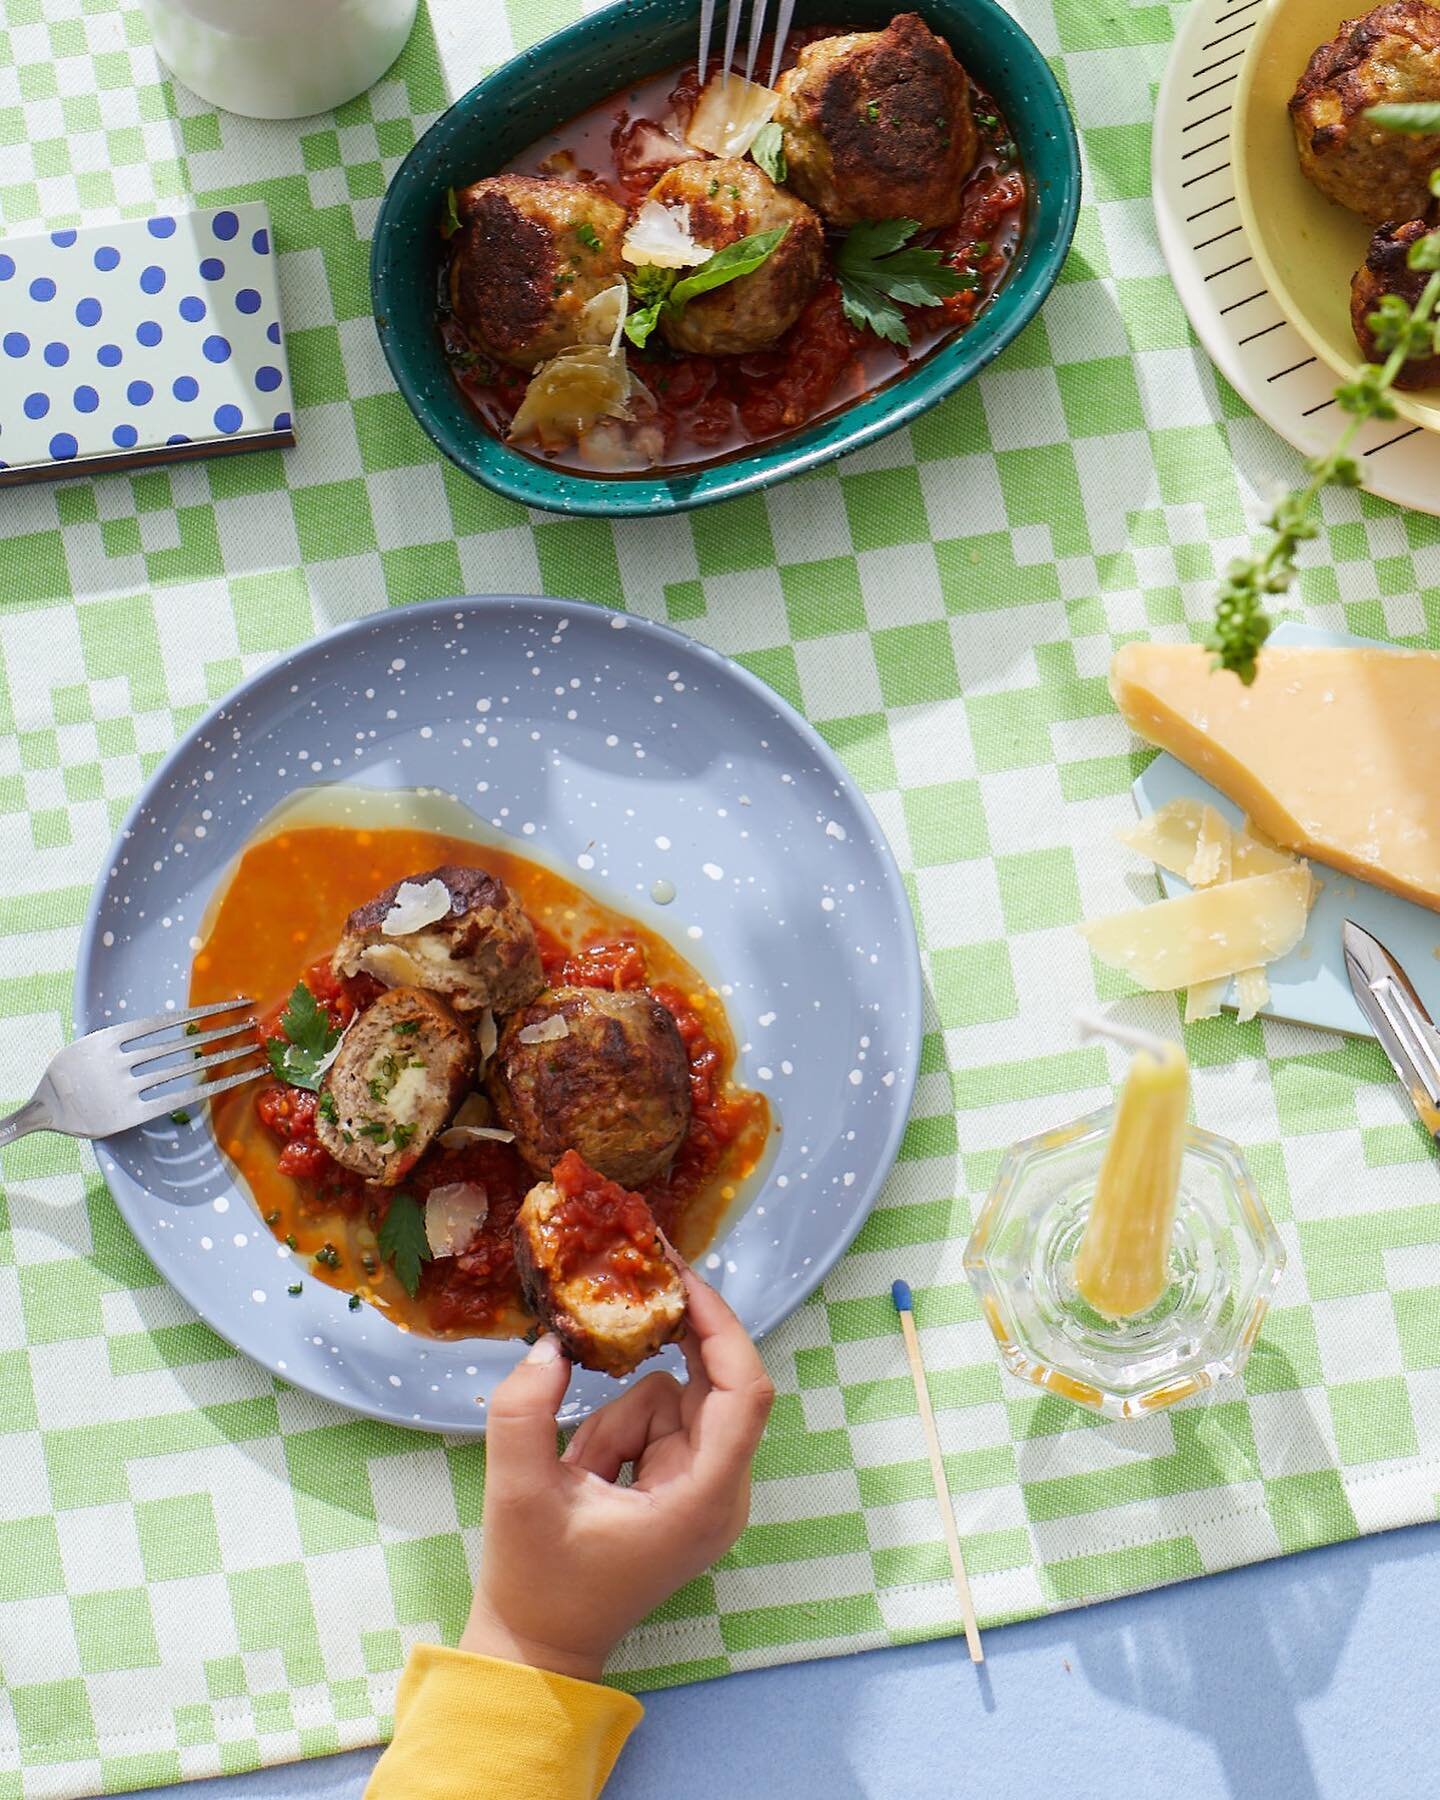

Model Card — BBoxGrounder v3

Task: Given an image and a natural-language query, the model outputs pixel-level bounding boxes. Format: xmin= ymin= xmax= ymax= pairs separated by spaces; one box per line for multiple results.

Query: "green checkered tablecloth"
xmin=4 ymin=0 xmax=1440 ymax=1793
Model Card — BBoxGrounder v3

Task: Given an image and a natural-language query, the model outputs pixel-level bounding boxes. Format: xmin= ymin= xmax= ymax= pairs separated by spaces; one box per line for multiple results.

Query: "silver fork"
xmin=698 ymin=0 xmax=798 ymax=89
xmin=0 ymin=996 xmax=263 ymax=1148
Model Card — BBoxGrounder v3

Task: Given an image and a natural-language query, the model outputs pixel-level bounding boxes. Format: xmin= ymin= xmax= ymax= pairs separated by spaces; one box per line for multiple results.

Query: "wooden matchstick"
xmin=891 ymin=1279 xmax=984 ymax=1663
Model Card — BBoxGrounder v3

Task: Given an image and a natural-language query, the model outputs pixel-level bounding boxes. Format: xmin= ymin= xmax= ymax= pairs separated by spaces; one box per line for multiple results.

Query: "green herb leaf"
xmin=623 ymin=265 xmax=677 ymax=347
xmin=318 ymin=1089 xmax=338 ymax=1124
xmin=669 ymin=224 xmax=791 ymax=309
xmin=443 ymin=186 xmax=461 ymax=237
xmin=378 ymin=1193 xmax=432 ymax=1298
xmin=169 ymin=1108 xmax=190 ymax=1126
xmin=1363 ymin=102 xmax=1440 ymax=135
xmin=834 ymin=218 xmax=966 ymax=346
xmin=264 ymin=983 xmax=343 ymax=1092
xmin=575 ymin=221 xmax=602 ymax=251
xmin=750 ymin=120 xmax=786 ymax=183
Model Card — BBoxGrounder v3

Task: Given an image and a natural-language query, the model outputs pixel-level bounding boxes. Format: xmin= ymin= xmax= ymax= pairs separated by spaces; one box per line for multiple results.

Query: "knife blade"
xmin=1342 ymin=920 xmax=1440 ymax=1142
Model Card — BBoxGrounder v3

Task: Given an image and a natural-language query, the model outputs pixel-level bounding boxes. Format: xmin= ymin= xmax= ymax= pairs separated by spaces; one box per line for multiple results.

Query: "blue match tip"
xmin=891 ymin=1279 xmax=912 ymax=1313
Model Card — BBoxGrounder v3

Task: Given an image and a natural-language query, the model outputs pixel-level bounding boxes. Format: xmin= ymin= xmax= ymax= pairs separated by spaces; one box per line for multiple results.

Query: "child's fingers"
xmin=678 ymin=1270 xmax=776 ymax=1482
xmin=485 ymin=1336 xmax=573 ymax=1490
xmin=562 ymin=1371 xmax=684 ymax=1482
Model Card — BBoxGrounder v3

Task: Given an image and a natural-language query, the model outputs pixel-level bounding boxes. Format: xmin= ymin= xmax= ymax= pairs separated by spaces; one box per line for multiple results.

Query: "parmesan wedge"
xmin=685 ymin=73 xmax=779 ymax=158
xmin=1078 ymin=865 xmax=1316 ymax=991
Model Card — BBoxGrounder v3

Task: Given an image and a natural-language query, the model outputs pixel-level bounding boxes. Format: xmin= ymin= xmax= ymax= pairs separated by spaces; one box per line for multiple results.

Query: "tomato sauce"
xmin=437 ymin=28 xmax=1026 ymax=477
xmin=190 ymin=818 xmax=770 ymax=1340
xmin=548 ymin=1149 xmax=671 ymax=1303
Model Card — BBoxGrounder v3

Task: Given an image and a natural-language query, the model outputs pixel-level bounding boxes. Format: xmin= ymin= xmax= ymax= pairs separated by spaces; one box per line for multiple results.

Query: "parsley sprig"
xmin=265 ymin=982 xmax=343 ymax=1092
xmin=624 ymin=225 xmax=791 ymax=348
xmin=1208 ymin=114 xmax=1440 ymax=683
xmin=834 ymin=219 xmax=967 ymax=347
xmin=378 ymin=1193 xmax=432 ymax=1298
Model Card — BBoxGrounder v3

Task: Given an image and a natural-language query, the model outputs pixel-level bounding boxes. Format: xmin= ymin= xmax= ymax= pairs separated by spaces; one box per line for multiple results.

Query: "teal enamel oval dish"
xmin=370 ymin=0 xmax=1081 ymax=517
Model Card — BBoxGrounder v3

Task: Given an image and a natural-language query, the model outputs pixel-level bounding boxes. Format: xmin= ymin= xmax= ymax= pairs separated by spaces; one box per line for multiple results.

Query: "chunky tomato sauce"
xmin=437 ymin=27 xmax=1026 ymax=476
xmin=190 ymin=822 xmax=770 ymax=1339
xmin=548 ymin=1148 xmax=671 ymax=1303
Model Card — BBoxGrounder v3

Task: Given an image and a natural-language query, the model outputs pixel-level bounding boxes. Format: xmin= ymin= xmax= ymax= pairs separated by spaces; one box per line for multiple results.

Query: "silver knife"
xmin=1343 ymin=920 xmax=1440 ymax=1142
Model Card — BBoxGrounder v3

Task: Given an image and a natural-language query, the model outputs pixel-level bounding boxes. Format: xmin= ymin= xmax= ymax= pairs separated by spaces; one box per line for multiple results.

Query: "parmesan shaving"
xmin=1233 ymin=967 xmax=1270 ymax=1024
xmin=437 ymin=1125 xmax=517 ymax=1148
xmin=516 ymin=1014 xmax=570 ymax=1044
xmin=357 ymin=943 xmax=422 ymax=987
xmin=424 ymin=1183 xmax=489 ymax=1258
xmin=622 ymin=198 xmax=709 ymax=269
xmin=1186 ymin=805 xmax=1232 ymax=888
xmin=509 ymin=344 xmax=636 ymax=450
xmin=684 ymin=72 xmax=779 ymax=158
xmin=381 ymin=877 xmax=452 ymax=936
xmin=476 ymin=1008 xmax=498 ymax=1067
xmin=577 ymin=282 xmax=630 ymax=355
xmin=451 ymin=1091 xmax=492 ymax=1129
xmin=1183 ymin=978 xmax=1228 ymax=1024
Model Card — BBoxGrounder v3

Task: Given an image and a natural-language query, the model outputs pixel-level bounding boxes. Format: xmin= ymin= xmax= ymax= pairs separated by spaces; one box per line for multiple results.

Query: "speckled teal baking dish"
xmin=370 ymin=0 xmax=1081 ymax=517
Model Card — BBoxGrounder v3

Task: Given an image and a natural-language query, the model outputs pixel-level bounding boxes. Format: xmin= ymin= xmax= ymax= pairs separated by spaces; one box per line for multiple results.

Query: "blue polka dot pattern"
xmin=167 ymin=433 xmax=191 ymax=446
xmin=179 ymin=296 xmax=206 ymax=322
xmin=236 ymin=288 xmax=262 ymax=315
xmin=213 ymin=211 xmax=240 ymax=241
xmin=199 ymin=258 xmax=225 ymax=282
xmin=214 ymin=404 xmax=243 ymax=433
xmin=202 ymin=335 xmax=232 ymax=363
xmin=173 ymin=375 xmax=199 ymax=402
xmin=274 ymin=411 xmax=293 ymax=432
xmin=112 ymin=423 xmax=138 ymax=448
xmin=29 ymin=277 xmax=55 ymax=302
xmin=50 ymin=230 xmax=77 ymax=249
xmin=49 ymin=432 xmax=78 ymax=459
xmin=2 ymin=332 xmax=27 ymax=358
xmin=266 ymin=322 xmax=281 ymax=345
xmin=23 ymin=393 xmax=50 ymax=420
xmin=255 ymin=364 xmax=282 ymax=392
xmin=140 ymin=264 xmax=166 ymax=295
xmin=0 ymin=253 xmax=14 ymax=281
xmin=43 ymin=342 xmax=69 ymax=367
xmin=147 ymin=216 xmax=176 ymax=238
xmin=75 ymin=297 xmax=102 ymax=326
xmin=127 ymin=380 xmax=154 ymax=406
xmin=137 ymin=321 xmax=163 ymax=347
xmin=73 ymin=385 xmax=99 ymax=413
xmin=252 ymin=228 xmax=271 ymax=255
xmin=98 ymin=343 xmax=123 ymax=367
xmin=94 ymin=245 xmax=120 ymax=272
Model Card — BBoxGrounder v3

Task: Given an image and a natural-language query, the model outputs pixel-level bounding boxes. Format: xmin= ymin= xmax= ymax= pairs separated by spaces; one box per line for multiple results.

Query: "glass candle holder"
xmin=964 ymin=1106 xmax=1284 ymax=1419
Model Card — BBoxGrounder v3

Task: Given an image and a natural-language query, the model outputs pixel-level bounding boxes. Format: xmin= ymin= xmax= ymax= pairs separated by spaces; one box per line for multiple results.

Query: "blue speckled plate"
xmin=74 ymin=597 xmax=922 ymax=1434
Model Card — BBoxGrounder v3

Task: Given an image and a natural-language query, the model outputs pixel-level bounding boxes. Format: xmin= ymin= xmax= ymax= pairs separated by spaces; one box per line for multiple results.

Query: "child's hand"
xmin=459 ymin=1269 xmax=775 ymax=1684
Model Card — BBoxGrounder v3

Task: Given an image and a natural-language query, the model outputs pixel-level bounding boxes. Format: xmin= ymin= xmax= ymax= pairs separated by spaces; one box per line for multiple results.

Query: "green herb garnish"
xmin=750 ymin=120 xmax=786 ymax=183
xmin=391 ymin=1122 xmax=417 ymax=1150
xmin=377 ymin=1193 xmax=432 ymax=1298
xmin=170 ymin=1108 xmax=190 ymax=1125
xmin=264 ymin=982 xmax=342 ymax=1092
xmin=575 ymin=221 xmax=602 ymax=251
xmin=287 ymin=1282 xmax=303 ymax=1296
xmin=834 ymin=218 xmax=967 ymax=346
xmin=624 ymin=225 xmax=791 ymax=348
xmin=318 ymin=1089 xmax=338 ymax=1124
xmin=393 ymin=1019 xmax=421 ymax=1036
xmin=442 ymin=186 xmax=461 ymax=237
xmin=348 ymin=1294 xmax=362 ymax=1312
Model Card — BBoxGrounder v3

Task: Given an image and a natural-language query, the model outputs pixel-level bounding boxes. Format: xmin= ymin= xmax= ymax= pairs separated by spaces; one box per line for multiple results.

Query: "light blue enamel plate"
xmin=1134 ymin=621 xmax=1440 ymax=1038
xmin=74 ymin=597 xmax=922 ymax=1434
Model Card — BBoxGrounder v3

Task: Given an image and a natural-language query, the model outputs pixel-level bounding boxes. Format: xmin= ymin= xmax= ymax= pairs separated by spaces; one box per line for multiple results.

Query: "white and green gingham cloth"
xmin=4 ymin=1 xmax=1440 ymax=1794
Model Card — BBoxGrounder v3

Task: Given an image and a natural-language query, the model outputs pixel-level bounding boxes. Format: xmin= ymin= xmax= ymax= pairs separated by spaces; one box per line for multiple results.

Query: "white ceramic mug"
xmin=141 ymin=0 xmax=420 ymax=120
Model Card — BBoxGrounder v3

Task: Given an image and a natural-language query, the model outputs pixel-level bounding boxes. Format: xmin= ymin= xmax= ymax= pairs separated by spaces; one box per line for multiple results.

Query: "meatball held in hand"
xmin=1290 ymin=2 xmax=1440 ymax=224
xmin=774 ymin=12 xmax=978 ymax=228
xmin=487 ymin=986 xmax=692 ymax=1187
xmin=449 ymin=174 xmax=627 ymax=369
xmin=645 ymin=158 xmax=824 ymax=356
xmin=1352 ymin=218 xmax=1440 ymax=386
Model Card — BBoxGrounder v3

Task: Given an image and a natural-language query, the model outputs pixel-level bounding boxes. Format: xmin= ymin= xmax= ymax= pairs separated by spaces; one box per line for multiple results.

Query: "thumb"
xmin=485 ymin=1335 xmax=572 ymax=1488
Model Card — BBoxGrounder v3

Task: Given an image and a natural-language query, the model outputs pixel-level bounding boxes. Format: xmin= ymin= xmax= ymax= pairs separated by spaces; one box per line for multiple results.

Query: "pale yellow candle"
xmin=1072 ymin=1022 xmax=1189 ymax=1319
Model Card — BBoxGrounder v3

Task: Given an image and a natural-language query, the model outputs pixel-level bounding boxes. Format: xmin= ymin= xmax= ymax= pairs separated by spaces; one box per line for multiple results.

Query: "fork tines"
xmin=698 ymin=0 xmax=794 ymax=87
xmin=124 ymin=996 xmax=266 ymax=1112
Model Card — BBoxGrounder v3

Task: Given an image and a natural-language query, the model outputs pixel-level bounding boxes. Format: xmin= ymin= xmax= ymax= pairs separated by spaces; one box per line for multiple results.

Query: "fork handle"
xmin=0 ymin=1096 xmax=52 ymax=1148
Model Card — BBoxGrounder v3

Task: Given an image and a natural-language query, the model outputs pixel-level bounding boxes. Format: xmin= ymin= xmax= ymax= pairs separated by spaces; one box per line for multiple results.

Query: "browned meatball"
xmin=1290 ymin=2 xmax=1440 ymax=224
xmin=448 ymin=175 xmax=627 ymax=369
xmin=644 ymin=158 xmax=824 ymax=355
xmin=486 ymin=986 xmax=692 ymax=1186
xmin=774 ymin=13 xmax=977 ymax=228
xmin=316 ymin=987 xmax=474 ymax=1185
xmin=332 ymin=865 xmax=544 ymax=1018
xmin=1351 ymin=218 xmax=1440 ymax=385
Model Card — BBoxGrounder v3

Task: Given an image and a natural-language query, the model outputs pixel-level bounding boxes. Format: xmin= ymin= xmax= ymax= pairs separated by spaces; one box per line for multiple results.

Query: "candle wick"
xmin=1074 ymin=1009 xmax=1174 ymax=1060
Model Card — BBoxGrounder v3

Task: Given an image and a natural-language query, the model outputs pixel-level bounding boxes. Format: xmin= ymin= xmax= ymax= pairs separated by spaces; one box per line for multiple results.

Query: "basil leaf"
xmin=669 ymin=224 xmax=791 ymax=310
xmin=443 ymin=187 xmax=461 ymax=236
xmin=750 ymin=121 xmax=787 ymax=183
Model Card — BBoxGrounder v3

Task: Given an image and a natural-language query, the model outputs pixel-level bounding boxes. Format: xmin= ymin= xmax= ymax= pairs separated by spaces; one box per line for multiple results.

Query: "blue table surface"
xmin=108 ymin=1519 xmax=1439 ymax=1800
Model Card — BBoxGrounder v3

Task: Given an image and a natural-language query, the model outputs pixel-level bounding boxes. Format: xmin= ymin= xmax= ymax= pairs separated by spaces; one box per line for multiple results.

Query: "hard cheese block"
xmin=0 ymin=201 xmax=293 ymax=485
xmin=1111 ymin=641 xmax=1440 ymax=912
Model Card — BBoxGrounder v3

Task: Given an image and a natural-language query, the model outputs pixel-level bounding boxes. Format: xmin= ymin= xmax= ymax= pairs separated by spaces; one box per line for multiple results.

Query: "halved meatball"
xmin=316 ymin=987 xmax=474 ymax=1185
xmin=487 ymin=986 xmax=692 ymax=1186
xmin=774 ymin=13 xmax=977 ymax=228
xmin=332 ymin=865 xmax=544 ymax=1019
xmin=514 ymin=1151 xmax=687 ymax=1377
xmin=645 ymin=158 xmax=824 ymax=355
xmin=1351 ymin=218 xmax=1440 ymax=385
xmin=449 ymin=174 xmax=628 ymax=369
xmin=1290 ymin=2 xmax=1440 ymax=224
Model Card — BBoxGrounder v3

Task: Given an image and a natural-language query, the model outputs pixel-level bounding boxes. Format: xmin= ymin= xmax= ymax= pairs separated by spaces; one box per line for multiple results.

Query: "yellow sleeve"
xmin=364 ymin=1644 xmax=644 ymax=1800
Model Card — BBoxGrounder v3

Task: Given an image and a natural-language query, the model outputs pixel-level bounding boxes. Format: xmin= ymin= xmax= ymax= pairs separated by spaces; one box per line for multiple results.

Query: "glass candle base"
xmin=964 ymin=1107 xmax=1284 ymax=1419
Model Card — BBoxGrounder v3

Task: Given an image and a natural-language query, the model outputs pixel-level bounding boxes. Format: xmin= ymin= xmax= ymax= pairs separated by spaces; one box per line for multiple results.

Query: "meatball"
xmin=448 ymin=174 xmax=627 ymax=369
xmin=316 ymin=987 xmax=474 ymax=1185
xmin=513 ymin=1152 xmax=687 ymax=1378
xmin=487 ymin=986 xmax=692 ymax=1186
xmin=773 ymin=12 xmax=977 ymax=228
xmin=1290 ymin=2 xmax=1440 ymax=224
xmin=645 ymin=158 xmax=824 ymax=355
xmin=1351 ymin=218 xmax=1440 ymax=385
xmin=333 ymin=865 xmax=544 ymax=1019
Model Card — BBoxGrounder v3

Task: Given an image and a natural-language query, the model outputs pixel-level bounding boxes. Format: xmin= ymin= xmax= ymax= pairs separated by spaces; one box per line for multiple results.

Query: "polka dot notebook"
xmin=0 ymin=200 xmax=293 ymax=486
